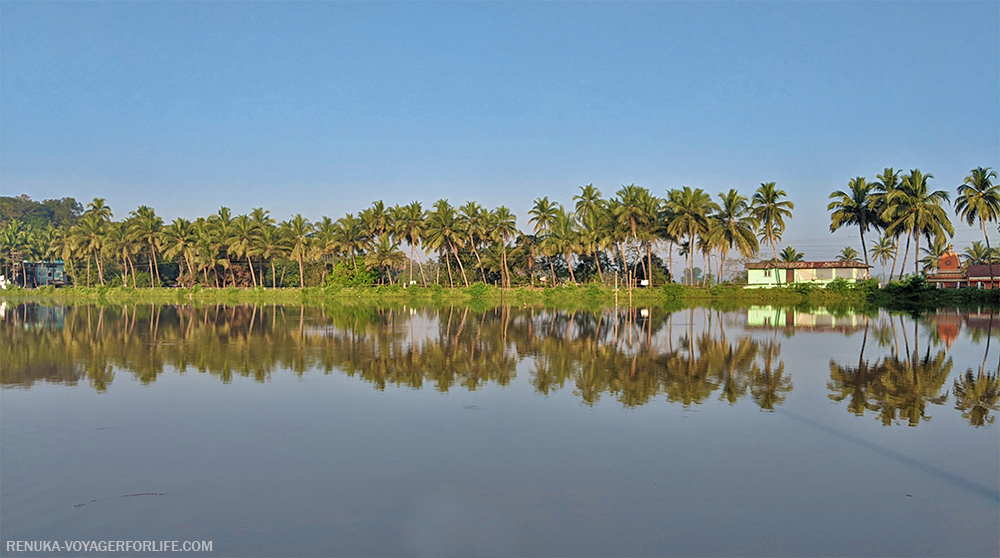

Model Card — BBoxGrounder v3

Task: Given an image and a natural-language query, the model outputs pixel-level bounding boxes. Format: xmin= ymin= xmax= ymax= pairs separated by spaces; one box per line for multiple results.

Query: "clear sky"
xmin=2 ymin=1 xmax=998 ymax=259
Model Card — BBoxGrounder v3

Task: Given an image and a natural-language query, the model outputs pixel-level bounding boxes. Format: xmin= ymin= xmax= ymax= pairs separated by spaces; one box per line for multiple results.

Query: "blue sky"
xmin=2 ymin=1 xmax=997 ymax=259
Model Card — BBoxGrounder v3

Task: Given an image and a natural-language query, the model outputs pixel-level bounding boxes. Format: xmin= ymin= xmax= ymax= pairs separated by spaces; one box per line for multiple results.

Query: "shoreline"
xmin=5 ymin=280 xmax=987 ymax=311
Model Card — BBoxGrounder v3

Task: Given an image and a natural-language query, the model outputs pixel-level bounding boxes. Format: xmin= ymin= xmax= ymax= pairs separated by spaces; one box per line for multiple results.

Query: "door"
xmin=786 ymin=269 xmax=795 ymax=283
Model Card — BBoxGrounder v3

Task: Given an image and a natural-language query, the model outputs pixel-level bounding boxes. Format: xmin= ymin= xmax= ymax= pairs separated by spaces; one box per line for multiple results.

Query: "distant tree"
xmin=778 ymin=246 xmax=804 ymax=262
xmin=837 ymin=246 xmax=860 ymax=262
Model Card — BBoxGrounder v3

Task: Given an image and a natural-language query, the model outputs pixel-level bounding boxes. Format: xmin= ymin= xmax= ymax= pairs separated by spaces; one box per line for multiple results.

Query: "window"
xmin=815 ymin=268 xmax=834 ymax=280
xmin=763 ymin=269 xmax=772 ymax=278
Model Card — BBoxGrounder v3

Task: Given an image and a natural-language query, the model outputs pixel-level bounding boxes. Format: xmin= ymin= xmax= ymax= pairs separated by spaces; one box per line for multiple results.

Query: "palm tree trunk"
xmin=618 ymin=243 xmax=629 ymax=288
xmin=472 ymin=244 xmax=487 ymax=283
xmin=247 ymin=254 xmax=257 ymax=287
xmin=647 ymin=242 xmax=654 ymax=288
xmin=298 ymin=253 xmax=304 ymax=288
xmin=983 ymin=220 xmax=995 ymax=287
xmin=450 ymin=241 xmax=470 ymax=287
xmin=594 ymin=250 xmax=604 ymax=285
xmin=899 ymin=233 xmax=911 ymax=278
xmin=148 ymin=253 xmax=155 ymax=289
xmin=565 ymin=251 xmax=576 ymax=283
xmin=914 ymin=232 xmax=920 ymax=276
xmin=859 ymin=225 xmax=869 ymax=267
xmin=501 ymin=243 xmax=510 ymax=289
xmin=443 ymin=250 xmax=453 ymax=288
xmin=271 ymin=260 xmax=277 ymax=288
xmin=889 ymin=235 xmax=900 ymax=281
xmin=689 ymin=226 xmax=696 ymax=287
xmin=151 ymin=246 xmax=161 ymax=285
xmin=409 ymin=244 xmax=415 ymax=285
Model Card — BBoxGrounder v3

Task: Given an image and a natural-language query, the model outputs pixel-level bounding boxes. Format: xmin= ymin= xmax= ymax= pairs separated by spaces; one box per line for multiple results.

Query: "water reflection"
xmin=2 ymin=301 xmax=998 ymax=426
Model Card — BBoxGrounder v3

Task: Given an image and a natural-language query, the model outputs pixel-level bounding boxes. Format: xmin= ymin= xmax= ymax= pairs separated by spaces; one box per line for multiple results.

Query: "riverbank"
xmin=1 ymin=280 xmax=874 ymax=308
xmin=5 ymin=278 xmax=997 ymax=310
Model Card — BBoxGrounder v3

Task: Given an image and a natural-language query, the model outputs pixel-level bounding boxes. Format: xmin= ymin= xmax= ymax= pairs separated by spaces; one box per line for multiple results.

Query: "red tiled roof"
xmin=964 ymin=264 xmax=1000 ymax=279
xmin=745 ymin=261 xmax=871 ymax=270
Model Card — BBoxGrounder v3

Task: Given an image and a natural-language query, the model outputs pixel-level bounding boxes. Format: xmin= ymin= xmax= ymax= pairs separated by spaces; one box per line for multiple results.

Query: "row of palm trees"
xmin=1 ymin=183 xmax=796 ymax=288
xmin=1 ymin=166 xmax=993 ymax=289
xmin=829 ymin=166 xmax=998 ymax=282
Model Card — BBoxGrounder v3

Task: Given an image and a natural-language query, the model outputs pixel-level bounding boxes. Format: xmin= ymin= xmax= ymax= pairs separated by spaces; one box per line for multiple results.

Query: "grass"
xmin=1 ymin=279 xmax=891 ymax=310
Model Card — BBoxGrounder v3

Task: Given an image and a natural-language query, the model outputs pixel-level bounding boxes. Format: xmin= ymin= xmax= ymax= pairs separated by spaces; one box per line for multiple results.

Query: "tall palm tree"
xmin=460 ymin=201 xmax=489 ymax=283
xmin=392 ymin=202 xmax=428 ymax=286
xmin=490 ymin=206 xmax=518 ymax=288
xmin=829 ymin=177 xmax=877 ymax=266
xmin=162 ymin=218 xmax=195 ymax=284
xmin=426 ymin=199 xmax=469 ymax=287
xmin=231 ymin=214 xmax=261 ymax=287
xmin=528 ymin=197 xmax=559 ymax=283
xmin=665 ymin=186 xmax=717 ymax=286
xmin=955 ymin=167 xmax=1000 ymax=283
xmin=283 ymin=214 xmax=313 ymax=288
xmin=332 ymin=214 xmax=367 ymax=272
xmin=750 ymin=182 xmax=794 ymax=263
xmin=873 ymin=168 xmax=902 ymax=279
xmin=365 ymin=234 xmax=406 ymax=285
xmin=255 ymin=224 xmax=291 ymax=287
xmin=704 ymin=189 xmax=758 ymax=282
xmin=884 ymin=169 xmax=954 ymax=276
xmin=127 ymin=205 xmax=164 ymax=287
xmin=546 ymin=205 xmax=579 ymax=283
xmin=73 ymin=212 xmax=108 ymax=286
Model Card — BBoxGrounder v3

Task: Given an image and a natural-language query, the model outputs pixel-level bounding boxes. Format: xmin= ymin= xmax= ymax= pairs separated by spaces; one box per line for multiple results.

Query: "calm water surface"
xmin=1 ymin=302 xmax=998 ymax=557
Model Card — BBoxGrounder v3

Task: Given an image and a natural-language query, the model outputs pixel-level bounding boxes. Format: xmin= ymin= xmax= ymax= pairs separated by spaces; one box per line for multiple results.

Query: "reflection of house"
xmin=926 ymin=248 xmax=1000 ymax=288
xmin=746 ymin=306 xmax=868 ymax=332
xmin=744 ymin=261 xmax=870 ymax=288
xmin=927 ymin=311 xmax=997 ymax=349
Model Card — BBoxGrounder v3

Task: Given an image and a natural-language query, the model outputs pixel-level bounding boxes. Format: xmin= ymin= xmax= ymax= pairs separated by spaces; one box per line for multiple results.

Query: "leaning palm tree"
xmin=751 ymin=182 xmax=794 ymax=263
xmin=829 ymin=177 xmax=877 ymax=266
xmin=460 ymin=201 xmax=489 ymax=283
xmin=546 ymin=205 xmax=579 ymax=283
xmin=919 ymin=235 xmax=949 ymax=272
xmin=704 ymin=189 xmax=758 ymax=282
xmin=665 ymin=186 xmax=717 ymax=286
xmin=365 ymin=234 xmax=407 ymax=285
xmin=955 ymin=167 xmax=1000 ymax=282
xmin=332 ymin=213 xmax=367 ymax=272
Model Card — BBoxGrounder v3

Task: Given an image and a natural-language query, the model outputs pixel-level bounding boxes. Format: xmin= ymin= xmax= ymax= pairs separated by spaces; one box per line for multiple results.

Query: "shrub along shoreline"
xmin=7 ymin=277 xmax=996 ymax=311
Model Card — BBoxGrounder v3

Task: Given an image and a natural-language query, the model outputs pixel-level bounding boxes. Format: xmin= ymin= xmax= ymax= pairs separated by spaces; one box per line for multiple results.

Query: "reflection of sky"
xmin=1 ymin=305 xmax=998 ymax=556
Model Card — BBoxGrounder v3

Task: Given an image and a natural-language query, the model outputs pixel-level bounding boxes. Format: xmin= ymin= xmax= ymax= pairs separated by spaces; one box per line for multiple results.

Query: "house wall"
xmin=746 ymin=266 xmax=869 ymax=288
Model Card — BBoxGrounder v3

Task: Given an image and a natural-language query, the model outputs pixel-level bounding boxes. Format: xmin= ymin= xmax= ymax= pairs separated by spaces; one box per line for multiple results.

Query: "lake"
xmin=1 ymin=301 xmax=998 ymax=557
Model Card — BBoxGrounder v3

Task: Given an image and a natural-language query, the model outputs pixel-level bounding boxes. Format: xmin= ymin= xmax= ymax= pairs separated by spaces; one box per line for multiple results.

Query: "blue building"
xmin=17 ymin=260 xmax=67 ymax=288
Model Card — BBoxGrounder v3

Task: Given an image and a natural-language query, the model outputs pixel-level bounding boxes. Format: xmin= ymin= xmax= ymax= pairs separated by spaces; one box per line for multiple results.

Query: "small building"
xmin=744 ymin=261 xmax=871 ymax=288
xmin=926 ymin=248 xmax=1000 ymax=288
xmin=17 ymin=260 xmax=67 ymax=288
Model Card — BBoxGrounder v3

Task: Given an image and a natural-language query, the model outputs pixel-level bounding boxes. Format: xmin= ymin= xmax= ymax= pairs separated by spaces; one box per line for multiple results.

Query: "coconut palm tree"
xmin=230 ymin=214 xmax=261 ymax=287
xmin=73 ymin=212 xmax=108 ymax=286
xmin=282 ymin=214 xmax=313 ymax=288
xmin=255 ymin=224 xmax=292 ymax=287
xmin=955 ymin=167 xmax=1000 ymax=282
xmin=365 ymin=234 xmax=406 ymax=284
xmin=490 ymin=206 xmax=518 ymax=288
xmin=460 ymin=201 xmax=489 ymax=283
xmin=162 ymin=218 xmax=195 ymax=285
xmin=837 ymin=246 xmax=860 ymax=262
xmin=665 ymin=186 xmax=717 ymax=285
xmin=332 ymin=214 xmax=367 ymax=272
xmin=778 ymin=246 xmax=804 ymax=262
xmin=528 ymin=197 xmax=559 ymax=283
xmin=546 ymin=205 xmax=579 ymax=283
xmin=873 ymin=168 xmax=903 ymax=279
xmin=884 ymin=169 xmax=954 ymax=276
xmin=392 ymin=202 xmax=428 ymax=286
xmin=869 ymin=235 xmax=895 ymax=285
xmin=963 ymin=241 xmax=991 ymax=266
xmin=425 ymin=199 xmax=469 ymax=287
xmin=704 ymin=189 xmax=758 ymax=282
xmin=919 ymin=235 xmax=950 ymax=272
xmin=126 ymin=206 xmax=164 ymax=287
xmin=750 ymin=182 xmax=794 ymax=263
xmin=829 ymin=177 xmax=877 ymax=266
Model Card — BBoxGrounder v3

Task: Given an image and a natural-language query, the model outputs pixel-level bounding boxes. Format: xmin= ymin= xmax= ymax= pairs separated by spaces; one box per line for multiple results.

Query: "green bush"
xmin=468 ymin=282 xmax=489 ymax=299
xmin=325 ymin=262 xmax=376 ymax=288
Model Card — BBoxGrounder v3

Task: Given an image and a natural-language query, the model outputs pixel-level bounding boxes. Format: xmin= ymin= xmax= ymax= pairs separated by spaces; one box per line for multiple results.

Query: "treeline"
xmin=0 ymin=183 xmax=793 ymax=289
xmin=0 ymin=165 xmax=994 ymax=290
